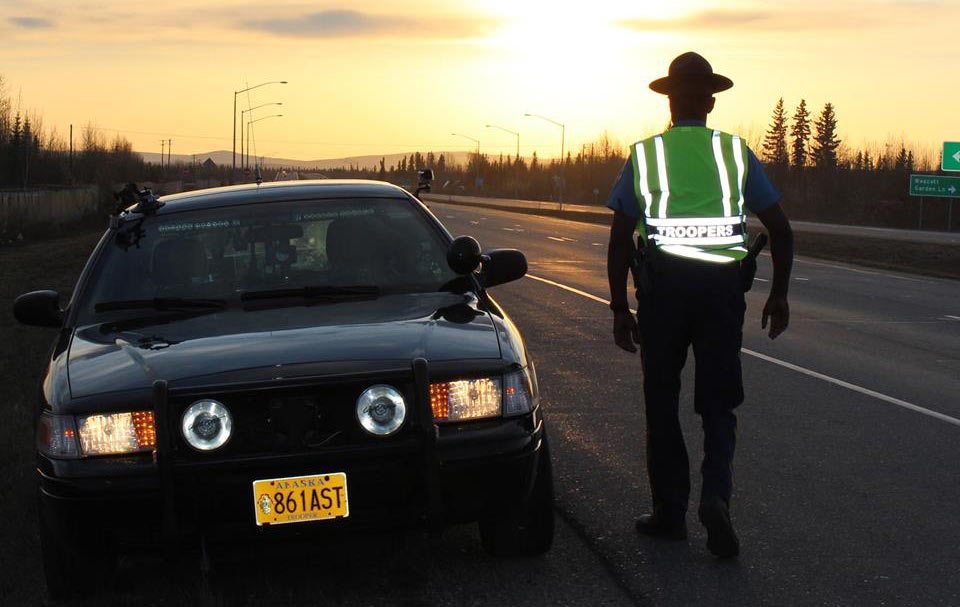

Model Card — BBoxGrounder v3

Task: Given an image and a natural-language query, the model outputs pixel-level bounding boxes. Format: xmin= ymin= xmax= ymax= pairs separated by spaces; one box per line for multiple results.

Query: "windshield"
xmin=76 ymin=196 xmax=458 ymax=323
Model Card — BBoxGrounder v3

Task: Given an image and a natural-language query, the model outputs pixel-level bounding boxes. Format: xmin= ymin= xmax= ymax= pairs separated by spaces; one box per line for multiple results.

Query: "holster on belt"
xmin=631 ymin=238 xmax=655 ymax=297
xmin=740 ymin=232 xmax=768 ymax=292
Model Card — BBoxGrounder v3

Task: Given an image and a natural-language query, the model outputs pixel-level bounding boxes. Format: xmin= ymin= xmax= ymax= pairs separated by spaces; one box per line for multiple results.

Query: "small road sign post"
xmin=910 ymin=174 xmax=960 ymax=231
xmin=943 ymin=142 xmax=960 ymax=172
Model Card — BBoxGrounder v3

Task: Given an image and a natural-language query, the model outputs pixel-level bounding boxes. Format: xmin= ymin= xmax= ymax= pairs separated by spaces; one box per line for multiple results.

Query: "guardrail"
xmin=421 ymin=193 xmax=960 ymax=247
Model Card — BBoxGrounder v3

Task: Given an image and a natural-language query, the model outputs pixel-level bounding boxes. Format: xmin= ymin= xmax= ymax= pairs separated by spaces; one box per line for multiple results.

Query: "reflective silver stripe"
xmin=646 ymin=216 xmax=743 ymax=227
xmin=659 ymin=245 xmax=737 ymax=264
xmin=732 ymin=135 xmax=746 ymax=215
xmin=653 ymin=135 xmax=670 ymax=218
xmin=635 ymin=142 xmax=654 ymax=217
xmin=712 ymin=130 xmax=731 ymax=217
xmin=652 ymin=234 xmax=746 ymax=246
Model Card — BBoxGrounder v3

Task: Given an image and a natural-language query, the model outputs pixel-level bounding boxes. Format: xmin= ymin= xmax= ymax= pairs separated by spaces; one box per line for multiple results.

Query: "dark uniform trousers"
xmin=637 ymin=252 xmax=745 ymax=522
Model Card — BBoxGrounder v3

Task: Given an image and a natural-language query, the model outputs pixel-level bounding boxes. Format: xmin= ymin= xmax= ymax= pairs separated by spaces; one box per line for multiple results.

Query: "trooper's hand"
xmin=762 ymin=295 xmax=790 ymax=340
xmin=613 ymin=311 xmax=641 ymax=353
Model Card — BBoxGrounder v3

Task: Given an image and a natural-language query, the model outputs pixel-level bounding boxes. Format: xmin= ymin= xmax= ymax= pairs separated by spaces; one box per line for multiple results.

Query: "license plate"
xmin=252 ymin=472 xmax=349 ymax=526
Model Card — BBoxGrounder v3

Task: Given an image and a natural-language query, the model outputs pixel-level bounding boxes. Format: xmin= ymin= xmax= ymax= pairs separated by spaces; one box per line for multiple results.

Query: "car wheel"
xmin=38 ymin=489 xmax=118 ymax=601
xmin=479 ymin=436 xmax=555 ymax=557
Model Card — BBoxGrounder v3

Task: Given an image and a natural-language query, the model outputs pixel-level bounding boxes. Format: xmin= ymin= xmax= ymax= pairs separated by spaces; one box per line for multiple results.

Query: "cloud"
xmin=617 ymin=9 xmax=882 ymax=32
xmin=8 ymin=16 xmax=54 ymax=29
xmin=241 ymin=8 xmax=497 ymax=39
xmin=245 ymin=9 xmax=400 ymax=37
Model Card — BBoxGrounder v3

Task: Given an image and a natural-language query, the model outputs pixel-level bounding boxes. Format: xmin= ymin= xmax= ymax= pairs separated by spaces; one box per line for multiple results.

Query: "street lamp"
xmin=485 ymin=124 xmax=519 ymax=160
xmin=524 ymin=113 xmax=566 ymax=208
xmin=451 ymin=132 xmax=481 ymax=189
xmin=232 ymin=80 xmax=287 ymax=182
xmin=485 ymin=124 xmax=520 ymax=197
xmin=246 ymin=114 xmax=283 ymax=176
xmin=241 ymin=102 xmax=283 ymax=170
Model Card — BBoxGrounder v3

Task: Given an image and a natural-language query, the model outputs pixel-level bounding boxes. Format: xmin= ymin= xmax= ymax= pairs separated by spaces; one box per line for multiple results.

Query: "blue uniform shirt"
xmin=607 ymin=120 xmax=781 ymax=218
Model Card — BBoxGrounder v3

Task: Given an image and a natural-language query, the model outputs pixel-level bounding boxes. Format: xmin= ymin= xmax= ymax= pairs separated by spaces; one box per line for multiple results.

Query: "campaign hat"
xmin=649 ymin=52 xmax=733 ymax=95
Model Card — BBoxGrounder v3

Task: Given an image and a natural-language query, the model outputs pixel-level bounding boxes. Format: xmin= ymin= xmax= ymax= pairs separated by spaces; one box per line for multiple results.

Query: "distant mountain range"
xmin=138 ymin=150 xmax=474 ymax=171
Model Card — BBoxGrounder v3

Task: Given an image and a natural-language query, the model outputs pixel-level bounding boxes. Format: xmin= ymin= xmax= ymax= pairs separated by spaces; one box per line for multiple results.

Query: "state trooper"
xmin=606 ymin=52 xmax=794 ymax=558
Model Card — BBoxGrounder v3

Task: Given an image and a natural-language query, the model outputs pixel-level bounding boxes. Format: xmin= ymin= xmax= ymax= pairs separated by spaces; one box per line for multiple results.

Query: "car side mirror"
xmin=480 ymin=249 xmax=527 ymax=288
xmin=13 ymin=290 xmax=63 ymax=327
xmin=447 ymin=236 xmax=482 ymax=275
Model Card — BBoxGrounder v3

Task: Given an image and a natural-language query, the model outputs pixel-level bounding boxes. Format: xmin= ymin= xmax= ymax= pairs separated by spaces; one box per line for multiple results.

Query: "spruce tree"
xmin=790 ymin=99 xmax=811 ymax=169
xmin=812 ymin=102 xmax=841 ymax=168
xmin=762 ymin=97 xmax=789 ymax=167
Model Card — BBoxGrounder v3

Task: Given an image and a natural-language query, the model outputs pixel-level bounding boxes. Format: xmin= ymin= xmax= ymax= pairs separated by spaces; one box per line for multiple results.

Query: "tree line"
xmin=2 ymin=69 xmax=950 ymax=231
xmin=323 ymin=100 xmax=948 ymax=230
xmin=0 ymin=75 xmax=230 ymax=199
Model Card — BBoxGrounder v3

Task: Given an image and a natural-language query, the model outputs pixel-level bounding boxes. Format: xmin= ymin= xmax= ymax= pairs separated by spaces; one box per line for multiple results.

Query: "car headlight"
xmin=76 ymin=411 xmax=156 ymax=456
xmin=181 ymin=400 xmax=233 ymax=451
xmin=430 ymin=377 xmax=503 ymax=422
xmin=356 ymin=385 xmax=407 ymax=436
xmin=430 ymin=367 xmax=537 ymax=423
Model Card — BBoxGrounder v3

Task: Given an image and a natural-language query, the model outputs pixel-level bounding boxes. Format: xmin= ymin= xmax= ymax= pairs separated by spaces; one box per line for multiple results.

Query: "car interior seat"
xmin=151 ymin=238 xmax=209 ymax=291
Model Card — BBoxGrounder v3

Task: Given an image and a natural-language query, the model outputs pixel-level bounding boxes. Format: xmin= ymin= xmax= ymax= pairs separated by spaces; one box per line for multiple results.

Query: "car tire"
xmin=479 ymin=436 xmax=555 ymax=557
xmin=38 ymin=489 xmax=118 ymax=601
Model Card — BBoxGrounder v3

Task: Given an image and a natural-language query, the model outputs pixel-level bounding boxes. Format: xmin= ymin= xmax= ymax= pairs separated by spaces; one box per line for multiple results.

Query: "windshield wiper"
xmin=94 ymin=297 xmax=227 ymax=313
xmin=240 ymin=285 xmax=380 ymax=303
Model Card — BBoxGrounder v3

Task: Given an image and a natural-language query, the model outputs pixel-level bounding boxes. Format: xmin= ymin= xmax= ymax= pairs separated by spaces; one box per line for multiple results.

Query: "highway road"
xmin=428 ymin=200 xmax=960 ymax=606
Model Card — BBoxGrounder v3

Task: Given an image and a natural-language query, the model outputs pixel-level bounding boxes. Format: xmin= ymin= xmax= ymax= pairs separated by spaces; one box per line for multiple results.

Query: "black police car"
xmin=15 ymin=180 xmax=552 ymax=599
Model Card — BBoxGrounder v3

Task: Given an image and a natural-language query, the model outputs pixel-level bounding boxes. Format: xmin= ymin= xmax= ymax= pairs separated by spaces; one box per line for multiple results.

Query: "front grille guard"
xmin=150 ymin=356 xmax=443 ymax=557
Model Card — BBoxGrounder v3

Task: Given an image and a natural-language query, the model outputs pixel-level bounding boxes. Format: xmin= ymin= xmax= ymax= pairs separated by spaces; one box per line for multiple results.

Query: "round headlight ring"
xmin=356 ymin=385 xmax=407 ymax=436
xmin=181 ymin=399 xmax=233 ymax=451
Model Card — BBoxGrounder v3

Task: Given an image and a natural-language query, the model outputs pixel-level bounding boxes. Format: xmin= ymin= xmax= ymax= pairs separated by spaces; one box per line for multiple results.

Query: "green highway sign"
xmin=943 ymin=142 xmax=960 ymax=172
xmin=910 ymin=174 xmax=960 ymax=198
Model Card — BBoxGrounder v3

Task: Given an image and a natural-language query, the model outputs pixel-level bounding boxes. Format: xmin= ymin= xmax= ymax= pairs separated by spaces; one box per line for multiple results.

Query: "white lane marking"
xmin=561 ymin=237 xmax=579 ymax=242
xmin=754 ymin=277 xmax=769 ymax=282
xmin=795 ymin=277 xmax=809 ymax=281
xmin=526 ymin=274 xmax=611 ymax=306
xmin=523 ymin=274 xmax=960 ymax=429
xmin=945 ymin=315 xmax=960 ymax=321
xmin=592 ymin=242 xmax=603 ymax=247
xmin=547 ymin=236 xmax=566 ymax=242
xmin=470 ymin=220 xmax=480 ymax=225
xmin=742 ymin=349 xmax=960 ymax=428
xmin=759 ymin=252 xmax=931 ymax=284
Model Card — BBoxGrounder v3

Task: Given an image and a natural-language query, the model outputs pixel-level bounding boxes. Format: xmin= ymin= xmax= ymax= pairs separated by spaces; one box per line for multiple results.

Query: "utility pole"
xmin=160 ymin=140 xmax=165 ymax=170
xmin=69 ymin=124 xmax=73 ymax=184
xmin=167 ymin=139 xmax=172 ymax=167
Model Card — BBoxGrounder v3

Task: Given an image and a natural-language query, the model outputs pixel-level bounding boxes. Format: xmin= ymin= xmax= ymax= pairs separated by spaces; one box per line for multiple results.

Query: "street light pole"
xmin=241 ymin=102 xmax=283 ymax=171
xmin=232 ymin=80 xmax=287 ymax=183
xmin=485 ymin=124 xmax=520 ymax=197
xmin=246 ymin=114 xmax=284 ymax=177
xmin=451 ymin=133 xmax=481 ymax=190
xmin=524 ymin=113 xmax=566 ymax=209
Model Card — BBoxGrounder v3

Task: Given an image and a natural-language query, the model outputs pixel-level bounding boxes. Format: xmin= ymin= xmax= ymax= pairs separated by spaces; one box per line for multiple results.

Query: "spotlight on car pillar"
xmin=356 ymin=385 xmax=407 ymax=436
xmin=447 ymin=236 xmax=482 ymax=275
xmin=181 ymin=399 xmax=233 ymax=451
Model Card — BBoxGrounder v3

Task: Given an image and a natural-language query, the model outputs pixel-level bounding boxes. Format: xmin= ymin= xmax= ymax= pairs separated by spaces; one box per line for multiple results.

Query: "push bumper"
xmin=38 ymin=358 xmax=546 ymax=550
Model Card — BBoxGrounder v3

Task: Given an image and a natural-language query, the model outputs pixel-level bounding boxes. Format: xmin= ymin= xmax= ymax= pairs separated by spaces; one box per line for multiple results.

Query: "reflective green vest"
xmin=631 ymin=126 xmax=750 ymax=263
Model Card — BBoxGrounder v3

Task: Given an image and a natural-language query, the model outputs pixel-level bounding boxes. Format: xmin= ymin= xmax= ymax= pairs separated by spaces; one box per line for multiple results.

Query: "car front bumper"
xmin=38 ymin=407 xmax=546 ymax=551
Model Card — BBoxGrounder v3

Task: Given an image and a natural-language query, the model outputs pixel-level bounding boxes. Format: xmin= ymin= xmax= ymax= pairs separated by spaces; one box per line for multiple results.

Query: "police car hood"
xmin=67 ymin=292 xmax=501 ymax=398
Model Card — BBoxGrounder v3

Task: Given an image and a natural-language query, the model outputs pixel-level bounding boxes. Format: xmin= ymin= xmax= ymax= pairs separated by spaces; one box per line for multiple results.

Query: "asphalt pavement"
xmin=427 ymin=200 xmax=960 ymax=606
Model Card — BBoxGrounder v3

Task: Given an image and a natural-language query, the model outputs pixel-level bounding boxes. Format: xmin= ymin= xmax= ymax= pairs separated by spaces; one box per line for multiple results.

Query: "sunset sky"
xmin=1 ymin=0 xmax=957 ymax=163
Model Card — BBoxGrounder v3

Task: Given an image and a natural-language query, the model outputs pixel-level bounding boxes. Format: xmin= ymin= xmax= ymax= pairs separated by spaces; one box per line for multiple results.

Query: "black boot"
xmin=698 ymin=497 xmax=739 ymax=558
xmin=635 ymin=512 xmax=687 ymax=540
